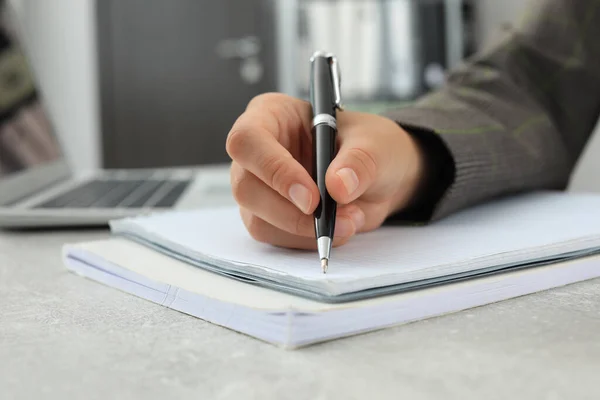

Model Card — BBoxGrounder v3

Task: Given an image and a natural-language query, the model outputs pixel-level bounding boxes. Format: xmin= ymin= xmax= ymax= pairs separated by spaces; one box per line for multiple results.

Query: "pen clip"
xmin=329 ymin=56 xmax=343 ymax=111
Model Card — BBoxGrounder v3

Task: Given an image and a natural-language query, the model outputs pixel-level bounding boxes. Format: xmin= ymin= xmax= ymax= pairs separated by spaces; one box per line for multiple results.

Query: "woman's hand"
xmin=226 ymin=93 xmax=425 ymax=249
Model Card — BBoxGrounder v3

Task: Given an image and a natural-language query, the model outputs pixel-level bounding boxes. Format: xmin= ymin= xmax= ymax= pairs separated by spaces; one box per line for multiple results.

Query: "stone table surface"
xmin=1 ymin=229 xmax=599 ymax=400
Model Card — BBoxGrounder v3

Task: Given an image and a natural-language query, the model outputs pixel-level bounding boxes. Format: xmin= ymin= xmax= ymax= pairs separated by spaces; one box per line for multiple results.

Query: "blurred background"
xmin=7 ymin=0 xmax=599 ymax=190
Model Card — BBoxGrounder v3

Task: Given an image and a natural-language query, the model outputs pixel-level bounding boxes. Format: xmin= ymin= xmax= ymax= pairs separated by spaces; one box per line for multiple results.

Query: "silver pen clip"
xmin=329 ymin=56 xmax=343 ymax=111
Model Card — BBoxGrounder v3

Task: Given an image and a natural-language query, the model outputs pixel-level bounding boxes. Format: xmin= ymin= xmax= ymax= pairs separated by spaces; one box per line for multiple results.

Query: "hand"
xmin=226 ymin=93 xmax=425 ymax=250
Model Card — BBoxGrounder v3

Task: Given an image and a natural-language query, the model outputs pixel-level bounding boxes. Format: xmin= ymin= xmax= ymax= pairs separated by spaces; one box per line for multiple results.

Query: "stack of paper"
xmin=63 ymin=191 xmax=600 ymax=348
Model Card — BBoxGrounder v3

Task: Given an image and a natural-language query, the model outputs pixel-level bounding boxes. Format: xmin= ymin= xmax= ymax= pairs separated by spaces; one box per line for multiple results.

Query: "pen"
xmin=309 ymin=51 xmax=343 ymax=273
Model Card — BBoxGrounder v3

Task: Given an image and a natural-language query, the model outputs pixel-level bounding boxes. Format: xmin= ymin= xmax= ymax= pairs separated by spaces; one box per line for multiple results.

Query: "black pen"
xmin=309 ymin=51 xmax=343 ymax=273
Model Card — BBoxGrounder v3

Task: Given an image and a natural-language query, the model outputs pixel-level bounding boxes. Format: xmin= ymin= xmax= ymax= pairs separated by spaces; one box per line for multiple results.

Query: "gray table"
xmin=1 ymin=229 xmax=599 ymax=400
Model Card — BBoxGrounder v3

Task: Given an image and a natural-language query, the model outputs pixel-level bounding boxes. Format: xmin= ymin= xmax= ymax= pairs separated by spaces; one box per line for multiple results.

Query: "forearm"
xmin=383 ymin=0 xmax=600 ymax=221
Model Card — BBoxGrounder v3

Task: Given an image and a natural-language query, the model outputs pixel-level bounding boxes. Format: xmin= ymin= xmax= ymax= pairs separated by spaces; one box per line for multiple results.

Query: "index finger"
xmin=226 ymin=96 xmax=319 ymax=215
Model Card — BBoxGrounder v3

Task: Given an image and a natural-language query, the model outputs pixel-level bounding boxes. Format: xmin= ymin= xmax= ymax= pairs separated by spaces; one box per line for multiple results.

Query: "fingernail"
xmin=336 ymin=168 xmax=359 ymax=196
xmin=350 ymin=208 xmax=365 ymax=231
xmin=335 ymin=217 xmax=355 ymax=237
xmin=289 ymin=183 xmax=311 ymax=214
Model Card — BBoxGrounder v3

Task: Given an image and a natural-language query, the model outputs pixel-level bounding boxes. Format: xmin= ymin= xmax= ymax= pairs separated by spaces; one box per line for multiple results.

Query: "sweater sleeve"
xmin=382 ymin=0 xmax=600 ymax=222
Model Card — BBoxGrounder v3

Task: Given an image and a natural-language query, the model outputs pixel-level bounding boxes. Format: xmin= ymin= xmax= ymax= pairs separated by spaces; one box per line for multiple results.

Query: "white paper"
xmin=109 ymin=192 xmax=600 ymax=296
xmin=63 ymin=236 xmax=600 ymax=348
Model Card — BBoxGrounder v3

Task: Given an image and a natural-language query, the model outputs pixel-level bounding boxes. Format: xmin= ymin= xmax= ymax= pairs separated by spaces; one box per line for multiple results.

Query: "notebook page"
xmin=110 ymin=192 xmax=600 ymax=293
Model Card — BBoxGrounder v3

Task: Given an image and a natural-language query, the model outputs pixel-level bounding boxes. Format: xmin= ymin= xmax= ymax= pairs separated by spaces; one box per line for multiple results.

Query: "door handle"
xmin=215 ymin=36 xmax=263 ymax=85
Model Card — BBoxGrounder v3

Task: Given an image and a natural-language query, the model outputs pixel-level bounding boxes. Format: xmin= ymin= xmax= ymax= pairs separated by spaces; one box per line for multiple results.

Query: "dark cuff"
xmin=385 ymin=123 xmax=456 ymax=224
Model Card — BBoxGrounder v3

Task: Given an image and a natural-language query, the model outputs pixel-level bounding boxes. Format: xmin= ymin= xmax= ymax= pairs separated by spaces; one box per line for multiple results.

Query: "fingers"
xmin=227 ymin=96 xmax=421 ymax=250
xmin=231 ymin=162 xmax=314 ymax=237
xmin=226 ymin=93 xmax=319 ymax=215
xmin=231 ymin=162 xmax=365 ymax=239
xmin=239 ymin=207 xmax=352 ymax=250
xmin=349 ymin=198 xmax=395 ymax=233
xmin=325 ymin=135 xmax=380 ymax=205
xmin=325 ymin=112 xmax=420 ymax=210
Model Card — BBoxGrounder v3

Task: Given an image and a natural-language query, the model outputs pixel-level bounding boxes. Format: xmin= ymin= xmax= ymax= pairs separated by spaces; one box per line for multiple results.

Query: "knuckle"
xmin=245 ymin=215 xmax=268 ymax=243
xmin=293 ymin=213 xmax=313 ymax=237
xmin=230 ymin=168 xmax=253 ymax=207
xmin=262 ymin=154 xmax=290 ymax=193
xmin=347 ymin=147 xmax=378 ymax=182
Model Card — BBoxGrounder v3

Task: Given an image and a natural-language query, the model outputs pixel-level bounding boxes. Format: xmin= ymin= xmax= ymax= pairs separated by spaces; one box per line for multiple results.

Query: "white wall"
xmin=8 ymin=0 xmax=100 ymax=172
xmin=474 ymin=0 xmax=530 ymax=50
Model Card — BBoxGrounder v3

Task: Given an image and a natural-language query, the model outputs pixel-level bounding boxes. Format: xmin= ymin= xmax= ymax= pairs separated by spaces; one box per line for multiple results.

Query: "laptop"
xmin=0 ymin=4 xmax=235 ymax=229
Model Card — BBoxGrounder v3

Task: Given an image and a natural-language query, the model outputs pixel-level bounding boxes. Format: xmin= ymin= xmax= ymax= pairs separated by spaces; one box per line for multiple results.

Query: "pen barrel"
xmin=312 ymin=123 xmax=337 ymax=239
xmin=310 ymin=56 xmax=335 ymax=116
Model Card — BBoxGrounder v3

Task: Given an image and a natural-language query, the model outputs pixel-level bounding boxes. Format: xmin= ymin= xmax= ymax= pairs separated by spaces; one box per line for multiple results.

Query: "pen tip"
xmin=321 ymin=258 xmax=328 ymax=274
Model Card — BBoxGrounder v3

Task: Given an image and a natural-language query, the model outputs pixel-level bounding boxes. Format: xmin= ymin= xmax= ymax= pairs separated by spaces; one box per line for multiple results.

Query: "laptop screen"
xmin=0 ymin=3 xmax=62 ymax=180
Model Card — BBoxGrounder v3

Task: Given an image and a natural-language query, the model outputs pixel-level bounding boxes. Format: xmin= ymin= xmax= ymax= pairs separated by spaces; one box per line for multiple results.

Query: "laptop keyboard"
xmin=35 ymin=178 xmax=191 ymax=209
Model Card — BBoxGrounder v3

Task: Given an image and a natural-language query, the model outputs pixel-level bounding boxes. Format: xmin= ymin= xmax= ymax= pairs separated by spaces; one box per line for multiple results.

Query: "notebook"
xmin=62 ymin=191 xmax=600 ymax=347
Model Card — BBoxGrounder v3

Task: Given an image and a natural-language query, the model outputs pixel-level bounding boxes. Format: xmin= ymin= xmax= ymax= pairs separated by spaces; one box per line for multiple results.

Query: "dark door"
xmin=97 ymin=0 xmax=278 ymax=168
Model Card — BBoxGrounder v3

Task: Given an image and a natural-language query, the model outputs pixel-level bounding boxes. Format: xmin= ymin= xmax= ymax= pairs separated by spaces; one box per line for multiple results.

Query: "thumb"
xmin=324 ymin=113 xmax=424 ymax=211
xmin=325 ymin=139 xmax=380 ymax=205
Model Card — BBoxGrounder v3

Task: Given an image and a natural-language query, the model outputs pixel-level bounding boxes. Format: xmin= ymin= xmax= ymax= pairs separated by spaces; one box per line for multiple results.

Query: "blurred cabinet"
xmin=96 ymin=0 xmax=278 ymax=168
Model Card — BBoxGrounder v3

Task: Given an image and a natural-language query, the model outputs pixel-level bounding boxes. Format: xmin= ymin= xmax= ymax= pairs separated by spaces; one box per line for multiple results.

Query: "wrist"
xmin=387 ymin=123 xmax=455 ymax=222
xmin=389 ymin=127 xmax=427 ymax=215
